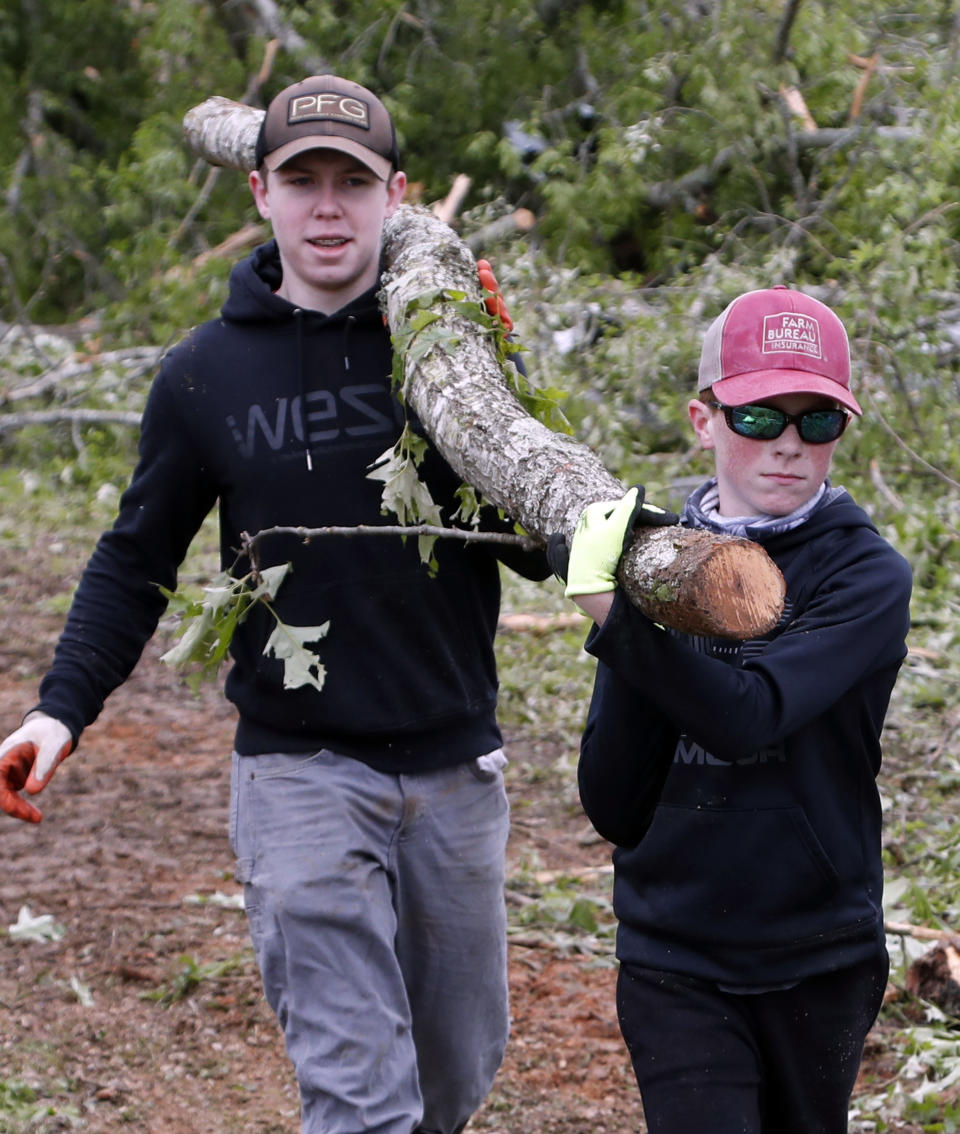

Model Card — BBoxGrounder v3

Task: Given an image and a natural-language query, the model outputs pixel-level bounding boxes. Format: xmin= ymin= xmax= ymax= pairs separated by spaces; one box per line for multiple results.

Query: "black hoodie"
xmin=577 ymin=485 xmax=912 ymax=985
xmin=36 ymin=240 xmax=548 ymax=771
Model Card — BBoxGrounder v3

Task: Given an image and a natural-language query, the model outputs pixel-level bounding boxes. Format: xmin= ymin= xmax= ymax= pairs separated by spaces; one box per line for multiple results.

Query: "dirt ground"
xmin=0 ymin=545 xmax=921 ymax=1133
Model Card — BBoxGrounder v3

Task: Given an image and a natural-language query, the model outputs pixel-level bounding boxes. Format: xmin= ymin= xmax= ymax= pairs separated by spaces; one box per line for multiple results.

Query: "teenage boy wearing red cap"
xmin=0 ymin=75 xmax=547 ymax=1134
xmin=557 ymin=287 xmax=913 ymax=1133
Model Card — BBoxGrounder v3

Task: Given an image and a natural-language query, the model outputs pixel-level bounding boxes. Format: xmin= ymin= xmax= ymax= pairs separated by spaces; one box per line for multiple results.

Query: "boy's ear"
xmin=249 ymin=169 xmax=270 ymax=220
xmin=689 ymin=398 xmax=715 ymax=450
xmin=385 ymin=170 xmax=407 ymax=216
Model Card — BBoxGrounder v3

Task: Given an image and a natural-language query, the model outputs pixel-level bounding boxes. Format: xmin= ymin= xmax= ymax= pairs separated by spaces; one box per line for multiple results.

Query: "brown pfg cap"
xmin=255 ymin=75 xmax=400 ymax=179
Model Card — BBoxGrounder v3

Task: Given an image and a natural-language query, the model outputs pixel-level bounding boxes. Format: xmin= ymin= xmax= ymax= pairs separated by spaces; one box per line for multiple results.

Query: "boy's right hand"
xmin=0 ymin=713 xmax=74 ymax=823
xmin=563 ymin=486 xmax=677 ymax=598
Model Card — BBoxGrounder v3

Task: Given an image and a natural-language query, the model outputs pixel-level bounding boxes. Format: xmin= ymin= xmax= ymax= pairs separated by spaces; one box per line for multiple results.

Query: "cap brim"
xmin=263 ymin=135 xmax=392 ymax=180
xmin=710 ymin=369 xmax=862 ymax=415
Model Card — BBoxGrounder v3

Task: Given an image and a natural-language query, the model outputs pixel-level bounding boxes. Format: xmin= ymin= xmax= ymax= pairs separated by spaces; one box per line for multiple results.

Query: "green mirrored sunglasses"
xmin=710 ymin=402 xmax=849 ymax=445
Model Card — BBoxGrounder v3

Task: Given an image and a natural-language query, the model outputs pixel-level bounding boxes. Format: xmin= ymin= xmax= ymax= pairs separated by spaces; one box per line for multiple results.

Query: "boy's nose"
xmin=313 ymin=185 xmax=342 ymax=214
xmin=774 ymin=423 xmax=804 ymax=451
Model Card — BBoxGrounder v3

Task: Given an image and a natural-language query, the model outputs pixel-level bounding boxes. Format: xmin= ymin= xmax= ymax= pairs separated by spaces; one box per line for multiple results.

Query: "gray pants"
xmin=229 ymin=748 xmax=511 ymax=1134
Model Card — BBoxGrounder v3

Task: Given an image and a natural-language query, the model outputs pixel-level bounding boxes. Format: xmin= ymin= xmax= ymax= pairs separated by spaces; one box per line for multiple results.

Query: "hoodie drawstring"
xmin=297 ymin=311 xmax=359 ymax=473
xmin=344 ymin=315 xmax=355 ymax=372
xmin=294 ymin=309 xmax=313 ymax=472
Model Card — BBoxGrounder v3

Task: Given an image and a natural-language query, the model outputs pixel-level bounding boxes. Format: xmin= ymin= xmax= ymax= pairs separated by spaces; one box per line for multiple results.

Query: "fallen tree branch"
xmin=190 ymin=222 xmax=268 ymax=270
xmin=1 ymin=346 xmax=163 ymax=406
xmin=644 ymin=125 xmax=922 ymax=214
xmin=0 ymin=408 xmax=143 ymax=434
xmin=244 ymin=0 xmax=329 ymax=73
xmin=886 ymin=920 xmax=960 ymax=946
xmin=465 ymin=208 xmax=537 ymax=253
xmin=182 ymin=96 xmax=786 ymax=640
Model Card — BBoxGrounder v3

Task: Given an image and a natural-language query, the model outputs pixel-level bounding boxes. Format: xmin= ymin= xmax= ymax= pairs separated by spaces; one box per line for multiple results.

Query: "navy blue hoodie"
xmin=578 ymin=487 xmax=912 ymax=985
xmin=36 ymin=240 xmax=548 ymax=770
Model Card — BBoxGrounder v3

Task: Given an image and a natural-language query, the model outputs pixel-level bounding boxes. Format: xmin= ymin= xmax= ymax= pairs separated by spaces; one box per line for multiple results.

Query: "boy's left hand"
xmin=562 ymin=486 xmax=677 ymax=597
xmin=477 ymin=259 xmax=514 ymax=332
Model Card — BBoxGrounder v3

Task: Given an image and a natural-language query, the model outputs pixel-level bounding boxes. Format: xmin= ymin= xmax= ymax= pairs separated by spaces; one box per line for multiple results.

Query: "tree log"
xmin=182 ymin=97 xmax=785 ymax=639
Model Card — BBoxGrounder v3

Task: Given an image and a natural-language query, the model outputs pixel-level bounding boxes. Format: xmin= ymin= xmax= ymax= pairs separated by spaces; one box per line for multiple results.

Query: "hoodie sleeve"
xmin=584 ymin=533 xmax=913 ymax=764
xmin=578 ymin=660 xmax=679 ymax=847
xmin=34 ymin=365 xmax=219 ymax=742
xmin=475 ymin=503 xmax=551 ymax=581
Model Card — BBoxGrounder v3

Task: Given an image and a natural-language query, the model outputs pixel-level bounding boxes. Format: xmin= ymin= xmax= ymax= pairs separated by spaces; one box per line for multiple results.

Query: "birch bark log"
xmin=182 ymin=96 xmax=785 ymax=639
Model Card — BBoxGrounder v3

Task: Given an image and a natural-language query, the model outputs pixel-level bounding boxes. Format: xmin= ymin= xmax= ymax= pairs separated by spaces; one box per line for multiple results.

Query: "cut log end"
xmin=694 ymin=540 xmax=786 ymax=638
xmin=621 ymin=527 xmax=786 ymax=640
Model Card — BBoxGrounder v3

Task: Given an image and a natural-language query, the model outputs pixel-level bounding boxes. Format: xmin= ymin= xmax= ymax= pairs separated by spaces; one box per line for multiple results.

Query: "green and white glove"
xmin=563 ymin=486 xmax=677 ymax=597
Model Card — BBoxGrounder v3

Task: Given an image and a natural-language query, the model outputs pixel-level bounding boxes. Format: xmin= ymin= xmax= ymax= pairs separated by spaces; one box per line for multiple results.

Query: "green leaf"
xmin=158 ymin=564 xmax=299 ymax=690
xmin=367 ymin=425 xmax=445 ymax=564
xmin=249 ymin=562 xmax=292 ymax=601
xmin=453 ymin=483 xmax=482 ymax=528
xmin=263 ymin=621 xmax=330 ymax=692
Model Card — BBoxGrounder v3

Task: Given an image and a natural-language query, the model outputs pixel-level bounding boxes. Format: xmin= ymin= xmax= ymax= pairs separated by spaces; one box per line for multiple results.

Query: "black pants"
xmin=617 ymin=954 xmax=888 ymax=1134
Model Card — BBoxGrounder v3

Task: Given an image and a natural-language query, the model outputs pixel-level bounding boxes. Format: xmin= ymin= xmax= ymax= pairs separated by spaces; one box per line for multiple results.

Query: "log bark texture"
xmin=182 ymin=98 xmax=785 ymax=639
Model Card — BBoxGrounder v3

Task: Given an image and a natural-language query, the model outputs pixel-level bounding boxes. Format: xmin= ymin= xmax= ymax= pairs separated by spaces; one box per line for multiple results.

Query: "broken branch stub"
xmin=182 ymin=97 xmax=785 ymax=639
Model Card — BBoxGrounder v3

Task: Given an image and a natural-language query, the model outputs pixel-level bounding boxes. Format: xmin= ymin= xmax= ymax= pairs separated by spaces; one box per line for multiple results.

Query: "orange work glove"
xmin=477 ymin=259 xmax=514 ymax=333
xmin=0 ymin=713 xmax=74 ymax=823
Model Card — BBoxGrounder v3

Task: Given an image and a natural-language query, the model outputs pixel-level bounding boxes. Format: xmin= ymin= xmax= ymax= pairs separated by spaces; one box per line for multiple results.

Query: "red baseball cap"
xmin=255 ymin=75 xmax=400 ymax=179
xmin=698 ymin=286 xmax=861 ymax=415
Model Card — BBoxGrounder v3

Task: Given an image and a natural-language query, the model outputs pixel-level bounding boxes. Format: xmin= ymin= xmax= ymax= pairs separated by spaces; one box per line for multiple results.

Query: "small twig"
xmin=173 ymin=39 xmax=280 ymax=248
xmin=849 ymin=52 xmax=879 ymax=122
xmin=241 ymin=523 xmax=542 ymax=554
xmin=431 ymin=174 xmax=472 ymax=225
xmin=246 ymin=0 xmax=329 ymax=72
xmin=5 ymin=89 xmax=43 ymax=214
xmin=772 ymin=0 xmax=804 ymax=62
xmin=173 ymin=166 xmax=223 ymax=248
xmin=863 ymin=387 xmax=960 ymax=492
xmin=529 ymin=865 xmax=613 ymax=885
xmin=885 ymin=920 xmax=960 ymax=946
xmin=191 ymin=222 xmax=267 ymax=269
xmin=869 ymin=458 xmax=904 ymax=509
xmin=779 ymin=84 xmax=818 ymax=133
xmin=848 ymin=53 xmax=913 ymax=75
xmin=498 ymin=612 xmax=585 ymax=635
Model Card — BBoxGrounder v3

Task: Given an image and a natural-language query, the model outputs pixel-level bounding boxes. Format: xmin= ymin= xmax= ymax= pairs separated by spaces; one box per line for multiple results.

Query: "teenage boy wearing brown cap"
xmin=555 ymin=287 xmax=913 ymax=1133
xmin=0 ymin=75 xmax=548 ymax=1134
